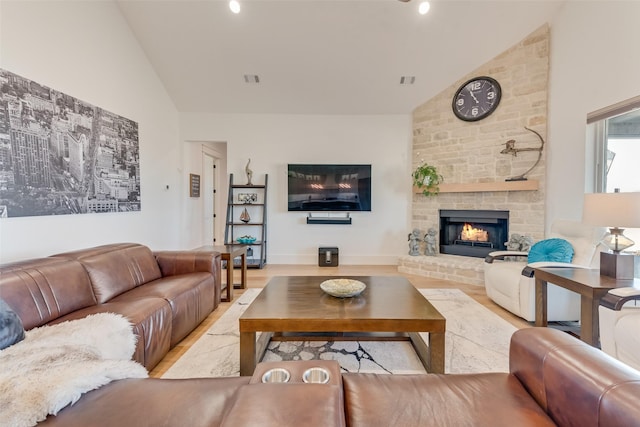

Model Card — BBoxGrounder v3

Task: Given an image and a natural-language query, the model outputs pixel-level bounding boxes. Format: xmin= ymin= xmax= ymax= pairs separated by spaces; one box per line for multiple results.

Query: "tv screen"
xmin=288 ymin=164 xmax=372 ymax=212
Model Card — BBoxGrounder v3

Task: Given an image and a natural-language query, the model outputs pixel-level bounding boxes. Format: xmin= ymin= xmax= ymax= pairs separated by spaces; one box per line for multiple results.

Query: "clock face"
xmin=452 ymin=77 xmax=502 ymax=122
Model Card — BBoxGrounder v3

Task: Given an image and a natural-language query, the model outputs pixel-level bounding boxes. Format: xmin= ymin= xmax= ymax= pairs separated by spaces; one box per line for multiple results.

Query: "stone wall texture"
xmin=402 ymin=25 xmax=549 ymax=284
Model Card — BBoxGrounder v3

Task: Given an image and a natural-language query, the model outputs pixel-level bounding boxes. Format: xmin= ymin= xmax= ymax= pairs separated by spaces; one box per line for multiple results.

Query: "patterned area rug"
xmin=161 ymin=288 xmax=517 ymax=378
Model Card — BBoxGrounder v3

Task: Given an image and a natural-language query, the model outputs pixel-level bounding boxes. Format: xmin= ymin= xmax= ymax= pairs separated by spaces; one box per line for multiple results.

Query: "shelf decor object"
xmin=238 ymin=193 xmax=257 ymax=204
xmin=583 ymin=191 xmax=640 ymax=279
xmin=240 ymin=208 xmax=250 ymax=223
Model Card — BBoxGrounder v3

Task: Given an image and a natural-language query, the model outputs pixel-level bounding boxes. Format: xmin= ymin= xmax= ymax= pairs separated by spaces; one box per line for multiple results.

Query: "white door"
xmin=203 ymin=153 xmax=216 ymax=245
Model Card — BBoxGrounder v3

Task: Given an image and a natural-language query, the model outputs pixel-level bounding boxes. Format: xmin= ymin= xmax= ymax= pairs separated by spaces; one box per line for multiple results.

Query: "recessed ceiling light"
xmin=244 ymin=74 xmax=260 ymax=84
xmin=229 ymin=0 xmax=240 ymax=14
xmin=400 ymin=76 xmax=416 ymax=85
xmin=418 ymin=1 xmax=430 ymax=15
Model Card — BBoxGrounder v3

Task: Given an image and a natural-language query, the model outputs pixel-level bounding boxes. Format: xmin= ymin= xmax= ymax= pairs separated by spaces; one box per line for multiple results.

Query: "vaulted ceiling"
xmin=116 ymin=0 xmax=565 ymax=115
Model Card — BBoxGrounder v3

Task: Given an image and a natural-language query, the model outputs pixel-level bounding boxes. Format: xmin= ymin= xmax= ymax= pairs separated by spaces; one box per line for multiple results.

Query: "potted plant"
xmin=412 ymin=163 xmax=443 ymax=196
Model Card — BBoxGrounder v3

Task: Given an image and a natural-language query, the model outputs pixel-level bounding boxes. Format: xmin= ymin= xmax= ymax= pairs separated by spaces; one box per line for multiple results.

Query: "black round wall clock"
xmin=452 ymin=76 xmax=502 ymax=122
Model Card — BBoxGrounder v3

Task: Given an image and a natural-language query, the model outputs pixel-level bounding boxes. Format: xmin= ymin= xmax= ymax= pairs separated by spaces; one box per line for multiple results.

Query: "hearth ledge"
xmin=398 ymin=254 xmax=485 ymax=286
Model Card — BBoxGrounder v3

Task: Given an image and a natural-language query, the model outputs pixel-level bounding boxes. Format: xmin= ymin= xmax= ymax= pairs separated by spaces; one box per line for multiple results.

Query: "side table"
xmin=534 ymin=267 xmax=638 ymax=347
xmin=195 ymin=245 xmax=247 ymax=302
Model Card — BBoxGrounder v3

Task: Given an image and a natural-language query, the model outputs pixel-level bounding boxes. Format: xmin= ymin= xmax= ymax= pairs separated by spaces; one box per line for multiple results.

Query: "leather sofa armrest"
xmin=509 ymin=328 xmax=640 ymax=426
xmin=600 ymin=287 xmax=640 ymax=310
xmin=153 ymin=251 xmax=221 ymax=277
xmin=484 ymin=251 xmax=528 ymax=263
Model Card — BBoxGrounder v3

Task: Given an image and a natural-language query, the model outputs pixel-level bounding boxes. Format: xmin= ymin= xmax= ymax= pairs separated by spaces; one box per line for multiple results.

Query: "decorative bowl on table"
xmin=320 ymin=278 xmax=366 ymax=298
xmin=237 ymin=236 xmax=257 ymax=244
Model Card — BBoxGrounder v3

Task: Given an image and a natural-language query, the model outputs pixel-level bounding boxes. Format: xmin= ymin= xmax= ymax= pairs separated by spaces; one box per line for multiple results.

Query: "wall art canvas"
xmin=0 ymin=68 xmax=140 ymax=218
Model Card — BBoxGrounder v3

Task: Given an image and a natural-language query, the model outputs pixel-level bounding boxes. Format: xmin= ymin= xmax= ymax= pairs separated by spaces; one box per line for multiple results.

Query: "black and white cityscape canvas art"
xmin=0 ymin=68 xmax=140 ymax=218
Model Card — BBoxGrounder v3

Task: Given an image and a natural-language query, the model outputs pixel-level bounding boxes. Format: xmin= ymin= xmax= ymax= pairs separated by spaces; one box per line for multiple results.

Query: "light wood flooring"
xmin=149 ymin=264 xmax=531 ymax=378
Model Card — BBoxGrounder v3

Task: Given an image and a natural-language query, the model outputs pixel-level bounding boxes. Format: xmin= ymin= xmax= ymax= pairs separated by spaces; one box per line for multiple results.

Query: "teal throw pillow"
xmin=527 ymin=238 xmax=574 ymax=264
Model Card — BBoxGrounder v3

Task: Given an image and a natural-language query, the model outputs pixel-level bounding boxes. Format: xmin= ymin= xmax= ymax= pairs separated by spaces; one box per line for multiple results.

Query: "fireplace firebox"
xmin=439 ymin=209 xmax=509 ymax=258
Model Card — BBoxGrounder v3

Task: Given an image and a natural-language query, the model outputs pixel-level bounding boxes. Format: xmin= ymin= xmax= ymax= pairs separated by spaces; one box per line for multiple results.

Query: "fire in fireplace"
xmin=460 ymin=224 xmax=489 ymax=242
xmin=439 ymin=210 xmax=509 ymax=258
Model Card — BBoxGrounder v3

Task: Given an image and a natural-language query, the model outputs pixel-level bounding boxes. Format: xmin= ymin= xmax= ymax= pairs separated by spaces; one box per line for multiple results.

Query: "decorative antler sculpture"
xmin=500 ymin=127 xmax=545 ymax=181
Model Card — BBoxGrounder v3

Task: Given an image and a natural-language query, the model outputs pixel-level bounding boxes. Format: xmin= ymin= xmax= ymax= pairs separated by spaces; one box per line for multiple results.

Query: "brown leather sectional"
xmin=4 ymin=245 xmax=640 ymax=426
xmin=35 ymin=327 xmax=640 ymax=426
xmin=0 ymin=243 xmax=221 ymax=370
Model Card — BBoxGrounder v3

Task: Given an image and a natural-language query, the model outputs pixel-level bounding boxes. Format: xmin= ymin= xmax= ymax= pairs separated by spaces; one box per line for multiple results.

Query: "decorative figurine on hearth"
xmin=408 ymin=228 xmax=421 ymax=256
xmin=505 ymin=233 xmax=522 ymax=251
xmin=424 ymin=227 xmax=437 ymax=256
xmin=519 ymin=235 xmax=534 ymax=252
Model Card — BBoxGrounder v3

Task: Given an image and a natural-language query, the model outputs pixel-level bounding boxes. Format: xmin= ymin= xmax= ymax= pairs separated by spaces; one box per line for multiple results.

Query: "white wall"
xmin=0 ymin=1 xmax=182 ymax=262
xmin=180 ymin=114 xmax=412 ymax=264
xmin=547 ymin=1 xmax=640 ymax=226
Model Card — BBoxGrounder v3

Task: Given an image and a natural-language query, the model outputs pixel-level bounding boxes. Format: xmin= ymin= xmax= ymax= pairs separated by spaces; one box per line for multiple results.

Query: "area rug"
xmin=161 ymin=288 xmax=517 ymax=378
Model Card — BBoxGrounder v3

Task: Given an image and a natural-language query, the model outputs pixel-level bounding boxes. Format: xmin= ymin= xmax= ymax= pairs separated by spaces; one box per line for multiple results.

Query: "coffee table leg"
xmin=239 ymin=331 xmax=256 ymax=376
xmin=429 ymin=332 xmax=445 ymax=374
xmin=409 ymin=332 xmax=445 ymax=374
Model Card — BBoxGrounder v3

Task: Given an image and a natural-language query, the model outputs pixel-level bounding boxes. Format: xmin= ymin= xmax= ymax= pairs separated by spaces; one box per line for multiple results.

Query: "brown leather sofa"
xmin=0 ymin=243 xmax=221 ymax=370
xmin=37 ymin=328 xmax=640 ymax=427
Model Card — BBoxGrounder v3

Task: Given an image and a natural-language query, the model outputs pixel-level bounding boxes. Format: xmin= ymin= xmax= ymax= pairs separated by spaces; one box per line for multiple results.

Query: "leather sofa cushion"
xmin=342 ymin=373 xmax=555 ymax=427
xmin=54 ymin=243 xmax=162 ymax=303
xmin=111 ymin=273 xmax=215 ymax=347
xmin=0 ymin=258 xmax=96 ymax=329
xmin=221 ymin=383 xmax=346 ymax=427
xmin=38 ymin=377 xmax=250 ymax=427
xmin=50 ymin=297 xmax=172 ymax=370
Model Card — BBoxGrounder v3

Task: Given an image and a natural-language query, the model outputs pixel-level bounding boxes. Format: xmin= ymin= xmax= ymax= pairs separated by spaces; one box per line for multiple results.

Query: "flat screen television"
xmin=287 ymin=164 xmax=372 ymax=212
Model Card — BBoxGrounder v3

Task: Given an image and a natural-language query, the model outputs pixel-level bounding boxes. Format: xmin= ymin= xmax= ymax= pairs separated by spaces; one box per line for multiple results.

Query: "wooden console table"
xmin=196 ymin=245 xmax=247 ymax=302
xmin=534 ymin=267 xmax=638 ymax=346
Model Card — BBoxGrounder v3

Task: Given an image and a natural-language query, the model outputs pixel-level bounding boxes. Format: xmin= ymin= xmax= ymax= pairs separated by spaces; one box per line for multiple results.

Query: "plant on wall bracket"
xmin=412 ymin=163 xmax=443 ymax=196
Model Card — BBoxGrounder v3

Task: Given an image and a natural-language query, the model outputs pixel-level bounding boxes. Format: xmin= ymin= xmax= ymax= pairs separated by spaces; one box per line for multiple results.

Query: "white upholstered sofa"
xmin=599 ymin=287 xmax=640 ymax=371
xmin=484 ymin=220 xmax=606 ymax=322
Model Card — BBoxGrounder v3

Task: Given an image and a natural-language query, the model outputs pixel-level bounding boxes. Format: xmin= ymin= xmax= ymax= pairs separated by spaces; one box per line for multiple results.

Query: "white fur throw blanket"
xmin=0 ymin=313 xmax=148 ymax=427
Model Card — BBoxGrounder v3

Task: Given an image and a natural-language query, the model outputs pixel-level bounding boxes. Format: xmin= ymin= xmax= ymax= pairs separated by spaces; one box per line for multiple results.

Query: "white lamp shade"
xmin=583 ymin=192 xmax=640 ymax=228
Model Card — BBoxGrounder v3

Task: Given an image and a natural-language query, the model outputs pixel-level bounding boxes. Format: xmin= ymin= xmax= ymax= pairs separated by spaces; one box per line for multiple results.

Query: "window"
xmin=587 ymin=95 xmax=640 ymax=251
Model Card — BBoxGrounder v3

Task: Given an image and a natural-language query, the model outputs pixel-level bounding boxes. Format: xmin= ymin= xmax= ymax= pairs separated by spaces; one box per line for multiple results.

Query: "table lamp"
xmin=583 ymin=192 xmax=640 ymax=279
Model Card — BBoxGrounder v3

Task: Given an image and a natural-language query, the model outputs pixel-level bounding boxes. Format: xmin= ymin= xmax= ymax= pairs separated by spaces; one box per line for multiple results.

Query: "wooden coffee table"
xmin=239 ymin=276 xmax=446 ymax=375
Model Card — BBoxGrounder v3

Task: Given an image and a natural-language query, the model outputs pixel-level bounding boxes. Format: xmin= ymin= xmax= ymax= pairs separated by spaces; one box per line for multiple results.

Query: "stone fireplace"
xmin=398 ymin=26 xmax=549 ymax=286
xmin=439 ymin=209 xmax=509 ymax=258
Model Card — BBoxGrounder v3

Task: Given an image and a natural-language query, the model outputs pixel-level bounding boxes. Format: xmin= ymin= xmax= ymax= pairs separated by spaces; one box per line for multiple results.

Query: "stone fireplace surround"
xmin=398 ymin=185 xmax=544 ymax=286
xmin=398 ymin=26 xmax=549 ymax=286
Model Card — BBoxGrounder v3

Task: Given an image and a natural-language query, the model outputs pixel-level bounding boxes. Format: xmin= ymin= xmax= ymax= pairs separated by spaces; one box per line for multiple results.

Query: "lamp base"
xmin=600 ymin=252 xmax=635 ymax=279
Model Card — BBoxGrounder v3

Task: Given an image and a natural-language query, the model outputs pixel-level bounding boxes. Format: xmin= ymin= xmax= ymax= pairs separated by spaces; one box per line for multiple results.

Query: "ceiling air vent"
xmin=244 ymin=74 xmax=260 ymax=84
xmin=400 ymin=76 xmax=415 ymax=85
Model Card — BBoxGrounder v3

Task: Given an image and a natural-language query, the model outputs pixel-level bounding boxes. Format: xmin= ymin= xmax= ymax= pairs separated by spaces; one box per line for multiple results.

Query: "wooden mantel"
xmin=413 ymin=180 xmax=539 ymax=194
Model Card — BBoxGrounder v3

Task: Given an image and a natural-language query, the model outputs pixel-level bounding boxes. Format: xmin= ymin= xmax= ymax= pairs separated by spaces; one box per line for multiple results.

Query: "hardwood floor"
xmin=149 ymin=264 xmax=531 ymax=378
